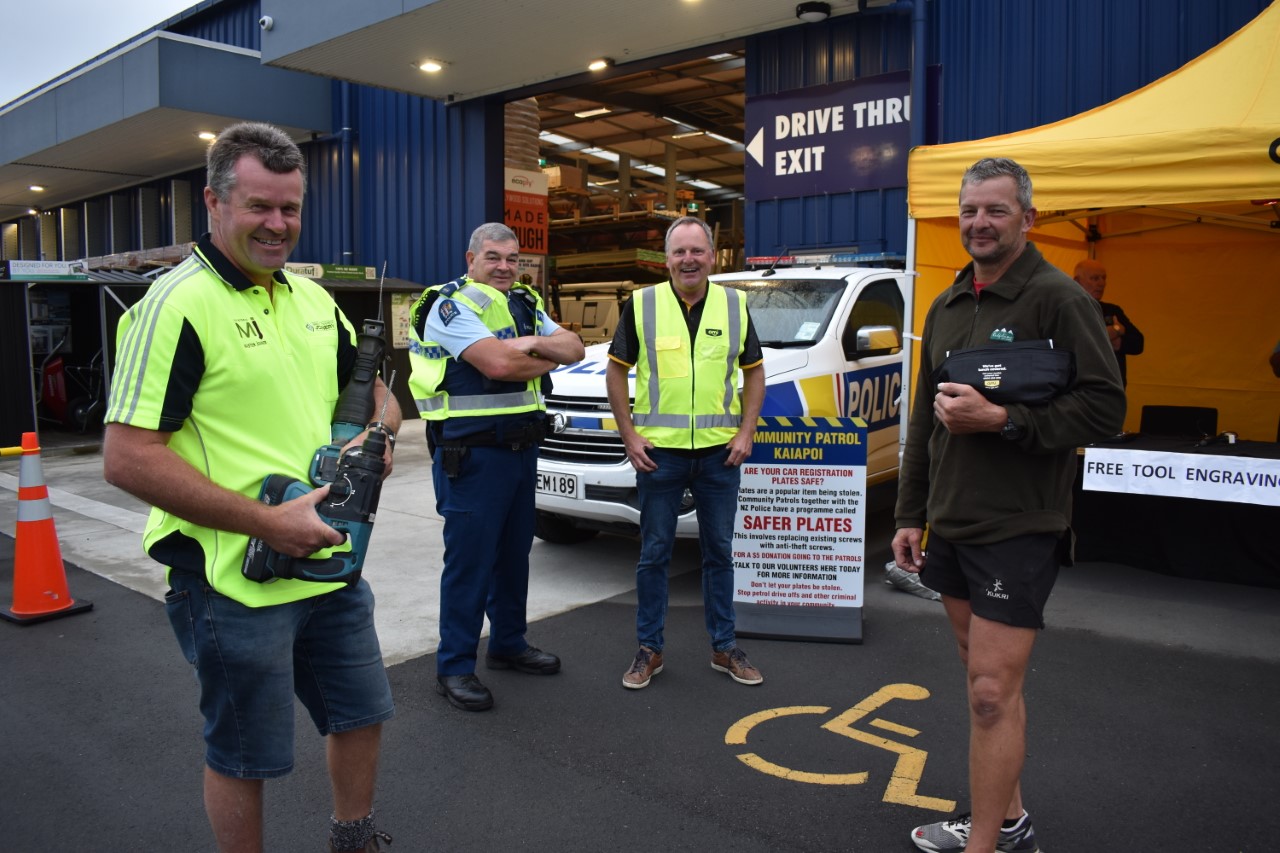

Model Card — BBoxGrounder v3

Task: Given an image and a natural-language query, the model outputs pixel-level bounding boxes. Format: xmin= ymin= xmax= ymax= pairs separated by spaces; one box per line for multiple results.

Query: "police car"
xmin=534 ymin=259 xmax=909 ymax=543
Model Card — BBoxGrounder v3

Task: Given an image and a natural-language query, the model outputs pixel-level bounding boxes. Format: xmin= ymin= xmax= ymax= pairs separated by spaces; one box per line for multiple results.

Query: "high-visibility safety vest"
xmin=407 ymin=277 xmax=546 ymax=421
xmin=632 ymin=282 xmax=747 ymax=449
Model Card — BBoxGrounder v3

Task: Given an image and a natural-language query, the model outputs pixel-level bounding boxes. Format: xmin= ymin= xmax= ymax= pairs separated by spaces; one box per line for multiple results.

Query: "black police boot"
xmin=485 ymin=645 xmax=562 ymax=675
xmin=435 ymin=673 xmax=494 ymax=711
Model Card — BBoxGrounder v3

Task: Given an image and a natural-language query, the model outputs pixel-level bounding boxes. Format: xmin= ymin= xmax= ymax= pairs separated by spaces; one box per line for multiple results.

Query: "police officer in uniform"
xmin=408 ymin=222 xmax=584 ymax=711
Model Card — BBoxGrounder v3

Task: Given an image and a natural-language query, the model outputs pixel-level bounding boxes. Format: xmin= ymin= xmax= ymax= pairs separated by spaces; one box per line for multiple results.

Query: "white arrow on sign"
xmin=747 ymin=127 xmax=765 ymax=167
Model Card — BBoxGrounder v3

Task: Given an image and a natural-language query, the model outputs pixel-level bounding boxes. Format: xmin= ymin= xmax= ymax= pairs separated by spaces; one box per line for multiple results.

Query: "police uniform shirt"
xmin=425 ymin=286 xmax=562 ymax=364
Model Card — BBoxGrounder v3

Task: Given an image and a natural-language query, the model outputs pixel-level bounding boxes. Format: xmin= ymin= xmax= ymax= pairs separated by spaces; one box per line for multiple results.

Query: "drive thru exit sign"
xmin=744 ymin=68 xmax=938 ymax=201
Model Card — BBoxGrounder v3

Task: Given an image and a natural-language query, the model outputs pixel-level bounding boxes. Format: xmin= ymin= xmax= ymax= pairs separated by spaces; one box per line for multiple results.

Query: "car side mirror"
xmin=849 ymin=324 xmax=902 ymax=359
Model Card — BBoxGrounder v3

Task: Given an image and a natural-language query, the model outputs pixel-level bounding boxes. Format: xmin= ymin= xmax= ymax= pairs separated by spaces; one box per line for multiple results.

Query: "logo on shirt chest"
xmin=705 ymin=328 xmax=723 ymax=337
xmin=235 ymin=317 xmax=266 ymax=348
xmin=989 ymin=327 xmax=1015 ymax=342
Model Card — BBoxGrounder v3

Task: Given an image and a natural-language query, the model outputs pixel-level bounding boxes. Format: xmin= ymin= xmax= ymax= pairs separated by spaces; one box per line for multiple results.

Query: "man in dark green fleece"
xmin=893 ymin=158 xmax=1125 ymax=853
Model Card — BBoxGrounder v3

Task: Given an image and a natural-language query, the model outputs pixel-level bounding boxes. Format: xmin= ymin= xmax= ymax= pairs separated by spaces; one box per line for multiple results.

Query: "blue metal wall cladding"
xmin=167 ymin=0 xmax=262 ymax=51
xmin=934 ymin=0 xmax=1270 ymax=143
xmin=295 ymin=86 xmax=500 ymax=289
xmin=741 ymin=0 xmax=1269 ymax=258
xmin=744 ymin=12 xmax=913 ymax=259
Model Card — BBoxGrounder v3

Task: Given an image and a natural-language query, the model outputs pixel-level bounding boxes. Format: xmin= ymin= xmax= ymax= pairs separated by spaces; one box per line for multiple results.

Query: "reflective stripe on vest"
xmin=632 ymin=283 xmax=744 ymax=448
xmin=416 ymin=389 xmax=540 ymax=414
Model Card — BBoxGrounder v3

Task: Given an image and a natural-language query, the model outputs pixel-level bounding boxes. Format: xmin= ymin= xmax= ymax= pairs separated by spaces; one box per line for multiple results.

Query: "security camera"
xmin=259 ymin=15 xmax=274 ymax=31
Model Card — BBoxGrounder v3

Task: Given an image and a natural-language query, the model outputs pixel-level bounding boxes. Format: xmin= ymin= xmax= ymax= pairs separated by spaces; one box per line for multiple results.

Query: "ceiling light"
xmin=196 ymin=131 xmax=216 ymax=141
xmin=574 ymin=107 xmax=613 ymax=119
xmin=418 ymin=59 xmax=444 ymax=73
xmin=706 ymin=132 xmax=739 ymax=146
xmin=796 ymin=2 xmax=831 ymax=23
xmin=28 ymin=185 xmax=45 ymax=192
xmin=671 ymin=130 xmax=705 ymax=139
xmin=28 ymin=208 xmax=38 ymax=215
xmin=588 ymin=58 xmax=614 ymax=72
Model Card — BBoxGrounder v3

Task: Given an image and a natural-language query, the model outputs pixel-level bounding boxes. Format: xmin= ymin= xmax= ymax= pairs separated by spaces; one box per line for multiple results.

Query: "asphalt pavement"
xmin=2 ymin=428 xmax=1278 ymax=852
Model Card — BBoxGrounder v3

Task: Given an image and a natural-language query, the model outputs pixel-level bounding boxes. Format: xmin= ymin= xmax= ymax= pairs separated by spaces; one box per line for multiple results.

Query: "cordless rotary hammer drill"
xmin=241 ymin=317 xmax=391 ymax=586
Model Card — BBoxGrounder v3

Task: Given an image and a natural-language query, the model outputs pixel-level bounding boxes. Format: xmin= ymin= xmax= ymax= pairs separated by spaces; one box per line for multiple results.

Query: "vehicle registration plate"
xmin=537 ymin=471 xmax=581 ymax=499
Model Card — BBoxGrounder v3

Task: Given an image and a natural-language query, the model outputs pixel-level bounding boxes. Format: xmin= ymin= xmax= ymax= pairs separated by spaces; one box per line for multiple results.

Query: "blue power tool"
xmin=241 ymin=424 xmax=388 ymax=585
xmin=242 ymin=283 xmax=394 ymax=585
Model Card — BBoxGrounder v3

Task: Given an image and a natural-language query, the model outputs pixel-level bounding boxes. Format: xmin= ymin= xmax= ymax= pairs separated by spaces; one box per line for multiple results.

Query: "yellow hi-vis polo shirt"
xmin=106 ymin=237 xmax=357 ymax=606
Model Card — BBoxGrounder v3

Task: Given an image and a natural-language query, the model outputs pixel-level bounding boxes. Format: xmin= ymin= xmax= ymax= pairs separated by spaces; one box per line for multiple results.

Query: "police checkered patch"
xmin=438 ymin=299 xmax=460 ymax=326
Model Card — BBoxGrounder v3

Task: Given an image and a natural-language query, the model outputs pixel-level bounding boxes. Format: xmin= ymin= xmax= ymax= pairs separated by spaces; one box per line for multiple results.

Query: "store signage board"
xmin=733 ymin=416 xmax=868 ymax=643
xmin=744 ymin=68 xmax=939 ymax=201
xmin=504 ymin=168 xmax=549 ymax=256
xmin=389 ymin=291 xmax=422 ymax=350
xmin=285 ymin=262 xmax=377 ymax=281
xmin=3 ymin=260 xmax=90 ymax=281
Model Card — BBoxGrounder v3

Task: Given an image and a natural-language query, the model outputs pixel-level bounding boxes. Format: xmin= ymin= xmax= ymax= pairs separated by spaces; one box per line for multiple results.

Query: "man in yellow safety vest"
xmin=605 ymin=216 xmax=766 ymax=691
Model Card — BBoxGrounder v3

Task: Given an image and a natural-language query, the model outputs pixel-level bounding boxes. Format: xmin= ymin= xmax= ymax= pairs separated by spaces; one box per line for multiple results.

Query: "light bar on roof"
xmin=744 ymin=252 xmax=907 ymax=268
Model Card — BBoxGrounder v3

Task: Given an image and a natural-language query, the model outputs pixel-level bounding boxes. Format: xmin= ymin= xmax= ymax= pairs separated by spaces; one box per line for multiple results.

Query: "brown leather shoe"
xmin=711 ymin=647 xmax=763 ymax=685
xmin=621 ymin=646 xmax=663 ymax=689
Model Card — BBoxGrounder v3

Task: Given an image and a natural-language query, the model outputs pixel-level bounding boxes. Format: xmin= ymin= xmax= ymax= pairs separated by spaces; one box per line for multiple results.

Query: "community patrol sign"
xmin=745 ymin=70 xmax=933 ymax=200
xmin=734 ymin=416 xmax=868 ymax=643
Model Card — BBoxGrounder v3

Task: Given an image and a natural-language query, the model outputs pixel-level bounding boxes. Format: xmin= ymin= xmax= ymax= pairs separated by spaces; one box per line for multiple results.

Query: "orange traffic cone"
xmin=2 ymin=432 xmax=93 ymax=625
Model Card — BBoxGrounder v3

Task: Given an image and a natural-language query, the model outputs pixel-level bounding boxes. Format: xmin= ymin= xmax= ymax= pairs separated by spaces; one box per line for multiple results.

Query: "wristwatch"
xmin=1000 ymin=415 xmax=1024 ymax=442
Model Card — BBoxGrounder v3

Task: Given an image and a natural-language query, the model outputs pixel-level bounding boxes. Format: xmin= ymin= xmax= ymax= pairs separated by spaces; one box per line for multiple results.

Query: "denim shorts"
xmin=920 ymin=531 xmax=1067 ymax=629
xmin=164 ymin=572 xmax=394 ymax=779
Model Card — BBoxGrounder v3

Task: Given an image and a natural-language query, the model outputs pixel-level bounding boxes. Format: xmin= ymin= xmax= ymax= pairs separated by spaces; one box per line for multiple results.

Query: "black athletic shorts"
xmin=920 ymin=530 xmax=1069 ymax=629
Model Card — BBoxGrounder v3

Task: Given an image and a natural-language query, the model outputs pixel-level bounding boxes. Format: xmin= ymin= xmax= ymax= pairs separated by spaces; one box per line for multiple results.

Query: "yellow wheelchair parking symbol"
xmin=725 ymin=682 xmax=956 ymax=812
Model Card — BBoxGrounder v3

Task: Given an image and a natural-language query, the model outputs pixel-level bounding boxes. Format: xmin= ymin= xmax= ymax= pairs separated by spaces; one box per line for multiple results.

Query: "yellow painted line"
xmin=736 ymin=753 xmax=869 ymax=785
xmin=727 ymin=685 xmax=956 ymax=812
xmin=725 ymin=705 xmax=830 ymax=745
xmin=823 ymin=682 xmax=931 ymax=733
xmin=869 ymin=718 xmax=921 ymax=738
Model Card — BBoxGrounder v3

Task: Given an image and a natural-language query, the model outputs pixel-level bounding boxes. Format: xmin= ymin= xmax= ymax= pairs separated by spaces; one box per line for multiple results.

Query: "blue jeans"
xmin=635 ymin=446 xmax=740 ymax=653
xmin=164 ymin=574 xmax=393 ymax=779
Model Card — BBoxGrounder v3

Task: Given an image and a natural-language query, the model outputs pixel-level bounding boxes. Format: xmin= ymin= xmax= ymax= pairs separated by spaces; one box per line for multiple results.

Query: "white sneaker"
xmin=884 ymin=561 xmax=941 ymax=601
xmin=910 ymin=812 xmax=1041 ymax=852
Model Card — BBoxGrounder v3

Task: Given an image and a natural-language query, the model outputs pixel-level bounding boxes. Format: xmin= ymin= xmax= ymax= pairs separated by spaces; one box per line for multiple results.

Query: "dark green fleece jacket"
xmin=895 ymin=243 xmax=1126 ymax=546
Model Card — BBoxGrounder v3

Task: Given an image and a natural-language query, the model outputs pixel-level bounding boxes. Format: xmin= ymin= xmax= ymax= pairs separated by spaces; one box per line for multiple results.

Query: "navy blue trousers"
xmin=432 ymin=443 xmax=538 ymax=675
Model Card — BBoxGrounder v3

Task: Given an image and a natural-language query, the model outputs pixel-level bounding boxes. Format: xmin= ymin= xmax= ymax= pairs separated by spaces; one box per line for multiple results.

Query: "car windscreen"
xmin=723 ymin=279 xmax=845 ymax=348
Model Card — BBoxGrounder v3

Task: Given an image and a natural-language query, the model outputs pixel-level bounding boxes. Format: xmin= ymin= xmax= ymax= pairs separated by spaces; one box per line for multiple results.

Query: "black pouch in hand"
xmin=932 ymin=340 xmax=1075 ymax=405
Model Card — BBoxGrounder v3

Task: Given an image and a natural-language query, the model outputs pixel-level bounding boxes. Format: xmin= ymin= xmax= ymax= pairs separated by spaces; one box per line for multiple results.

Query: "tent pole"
xmin=900 ymin=217 xmax=918 ymax=472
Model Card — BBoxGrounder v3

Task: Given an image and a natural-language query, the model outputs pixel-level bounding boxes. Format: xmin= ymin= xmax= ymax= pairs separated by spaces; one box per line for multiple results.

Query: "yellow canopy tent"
xmin=904 ymin=0 xmax=1280 ymax=440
